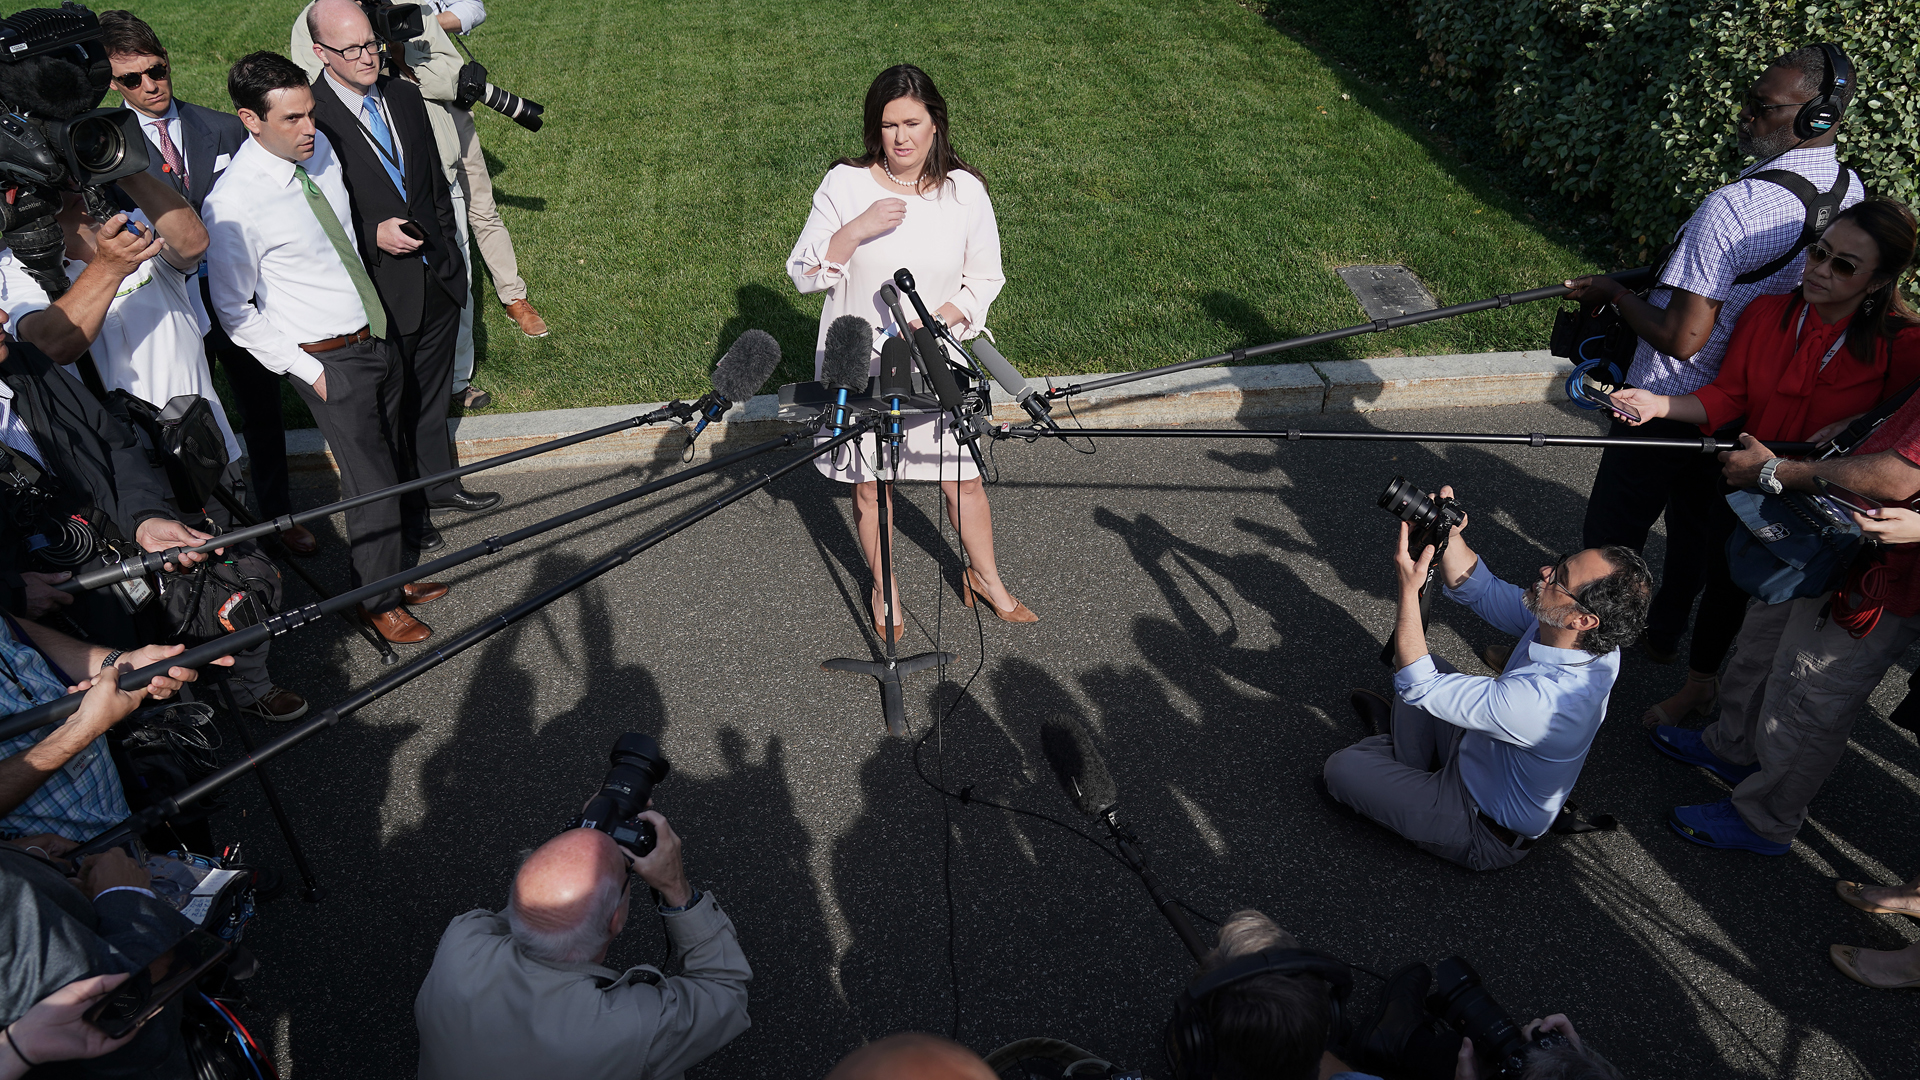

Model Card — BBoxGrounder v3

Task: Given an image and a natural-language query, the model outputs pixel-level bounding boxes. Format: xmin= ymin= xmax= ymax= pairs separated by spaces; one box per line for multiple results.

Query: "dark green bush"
xmin=1406 ymin=0 xmax=1918 ymax=265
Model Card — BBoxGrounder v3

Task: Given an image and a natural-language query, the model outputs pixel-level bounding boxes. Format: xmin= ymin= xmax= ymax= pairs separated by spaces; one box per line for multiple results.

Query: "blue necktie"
xmin=363 ymin=97 xmax=405 ymax=198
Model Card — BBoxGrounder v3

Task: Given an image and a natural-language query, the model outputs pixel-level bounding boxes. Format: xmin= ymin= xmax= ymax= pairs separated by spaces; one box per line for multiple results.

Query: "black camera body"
xmin=569 ymin=733 xmax=670 ymax=858
xmin=1379 ymin=476 xmax=1465 ymax=553
xmin=358 ymin=0 xmax=424 ymax=44
xmin=1429 ymin=957 xmax=1563 ymax=1078
xmin=453 ymin=57 xmax=543 ymax=132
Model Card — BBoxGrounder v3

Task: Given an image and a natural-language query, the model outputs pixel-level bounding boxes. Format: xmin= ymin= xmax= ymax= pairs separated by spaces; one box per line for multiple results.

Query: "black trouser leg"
xmin=1687 ymin=489 xmax=1752 ymax=673
xmin=394 ymin=287 xmax=463 ymax=526
xmin=290 ymin=340 xmax=406 ymax=613
xmin=205 ymin=327 xmax=291 ymax=519
xmin=1581 ymin=414 xmax=1724 ymax=649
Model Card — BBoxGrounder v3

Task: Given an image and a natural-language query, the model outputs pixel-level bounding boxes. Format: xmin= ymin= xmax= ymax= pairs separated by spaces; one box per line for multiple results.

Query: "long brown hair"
xmin=1779 ymin=198 xmax=1920 ymax=363
xmin=832 ymin=64 xmax=987 ymax=194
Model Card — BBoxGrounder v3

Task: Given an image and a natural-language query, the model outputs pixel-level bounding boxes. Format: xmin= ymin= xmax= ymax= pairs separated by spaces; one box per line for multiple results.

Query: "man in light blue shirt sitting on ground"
xmin=1323 ymin=486 xmax=1652 ymax=871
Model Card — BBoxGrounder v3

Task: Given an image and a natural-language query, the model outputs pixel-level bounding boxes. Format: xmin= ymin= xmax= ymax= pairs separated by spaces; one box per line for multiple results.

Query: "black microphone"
xmin=878 ymin=337 xmax=912 ymax=448
xmin=822 ymin=314 xmax=872 ymax=437
xmin=689 ymin=329 xmax=782 ymax=443
xmin=1040 ymin=712 xmax=1120 ymax=820
xmin=972 ymin=337 xmax=1057 ymax=431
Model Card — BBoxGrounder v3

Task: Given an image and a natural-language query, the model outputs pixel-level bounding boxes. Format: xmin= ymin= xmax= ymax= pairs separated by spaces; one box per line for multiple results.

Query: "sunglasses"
xmin=1806 ymin=243 xmax=1866 ymax=278
xmin=112 ymin=63 xmax=168 ymax=89
xmin=1544 ymin=554 xmax=1590 ymax=613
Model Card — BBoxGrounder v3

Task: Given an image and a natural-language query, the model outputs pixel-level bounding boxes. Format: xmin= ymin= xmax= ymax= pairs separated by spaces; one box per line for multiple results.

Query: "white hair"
xmin=506 ymin=864 xmax=627 ymax=965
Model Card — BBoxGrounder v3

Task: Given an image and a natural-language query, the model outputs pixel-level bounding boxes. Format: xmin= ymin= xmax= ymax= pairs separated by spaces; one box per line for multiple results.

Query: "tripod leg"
xmin=209 ymin=486 xmax=399 ymax=666
xmin=211 ymin=671 xmax=326 ymax=902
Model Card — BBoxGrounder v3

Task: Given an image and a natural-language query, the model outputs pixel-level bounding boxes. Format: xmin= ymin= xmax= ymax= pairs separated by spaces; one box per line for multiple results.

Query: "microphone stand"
xmin=821 ymin=415 xmax=956 ymax=736
xmin=1039 ymin=267 xmax=1653 ymax=402
xmin=1004 ymin=425 xmax=1816 ymax=457
xmin=57 ymin=400 xmax=704 ymax=596
xmin=68 ymin=420 xmax=879 ymax=860
xmin=0 ymin=431 xmax=803 ymax=742
xmin=884 ymin=279 xmax=990 ymax=478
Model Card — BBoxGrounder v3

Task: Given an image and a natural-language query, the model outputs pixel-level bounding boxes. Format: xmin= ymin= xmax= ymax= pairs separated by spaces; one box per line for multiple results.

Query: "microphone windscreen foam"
xmin=711 ymin=329 xmax=782 ymax=402
xmin=823 ymin=315 xmax=873 ymax=394
xmin=970 ymin=338 xmax=1033 ymax=401
xmin=878 ymin=337 xmax=913 ymax=397
xmin=1039 ymin=713 xmax=1119 ymax=819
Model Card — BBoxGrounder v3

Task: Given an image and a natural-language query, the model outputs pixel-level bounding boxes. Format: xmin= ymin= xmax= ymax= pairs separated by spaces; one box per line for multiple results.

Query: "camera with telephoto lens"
xmin=568 ymin=733 xmax=671 ymax=858
xmin=453 ymin=57 xmax=543 ymax=132
xmin=1379 ymin=475 xmax=1465 ymax=555
xmin=1427 ymin=957 xmax=1568 ymax=1078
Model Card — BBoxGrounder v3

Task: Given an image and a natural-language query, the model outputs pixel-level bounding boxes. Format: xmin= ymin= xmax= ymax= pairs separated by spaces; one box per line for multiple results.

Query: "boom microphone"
xmin=1040 ymin=713 xmax=1119 ymax=820
xmin=972 ymin=337 xmax=1057 ymax=431
xmin=823 ymin=315 xmax=872 ymax=437
xmin=689 ymin=329 xmax=782 ymax=443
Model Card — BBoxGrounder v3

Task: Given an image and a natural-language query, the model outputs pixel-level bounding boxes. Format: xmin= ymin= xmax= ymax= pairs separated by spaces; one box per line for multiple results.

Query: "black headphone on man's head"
xmin=1793 ymin=43 xmax=1853 ymax=141
xmin=1163 ymin=947 xmax=1355 ymax=1080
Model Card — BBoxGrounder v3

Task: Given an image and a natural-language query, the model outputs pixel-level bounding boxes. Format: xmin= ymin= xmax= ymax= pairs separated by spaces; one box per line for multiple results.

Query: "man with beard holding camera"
xmin=413 ymin=819 xmax=751 ymax=1079
xmin=1321 ymin=489 xmax=1652 ymax=870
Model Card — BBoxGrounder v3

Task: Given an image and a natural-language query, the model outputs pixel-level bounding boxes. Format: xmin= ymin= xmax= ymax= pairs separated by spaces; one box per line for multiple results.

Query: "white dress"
xmin=786 ymin=164 xmax=1004 ymax=483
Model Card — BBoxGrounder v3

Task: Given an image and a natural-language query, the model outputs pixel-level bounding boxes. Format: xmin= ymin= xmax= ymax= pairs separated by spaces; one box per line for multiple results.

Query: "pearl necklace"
xmin=882 ymin=158 xmax=922 ymax=189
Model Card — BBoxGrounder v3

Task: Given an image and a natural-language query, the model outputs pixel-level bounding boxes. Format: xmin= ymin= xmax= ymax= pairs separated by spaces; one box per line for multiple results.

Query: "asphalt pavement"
xmin=209 ymin=400 xmax=1918 ymax=1079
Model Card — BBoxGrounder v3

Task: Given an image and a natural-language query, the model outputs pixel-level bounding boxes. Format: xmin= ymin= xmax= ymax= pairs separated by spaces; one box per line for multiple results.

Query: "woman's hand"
xmin=1608 ymin=388 xmax=1666 ymax=426
xmin=846 ymin=198 xmax=906 ymax=244
xmin=1854 ymin=507 xmax=1920 ymax=545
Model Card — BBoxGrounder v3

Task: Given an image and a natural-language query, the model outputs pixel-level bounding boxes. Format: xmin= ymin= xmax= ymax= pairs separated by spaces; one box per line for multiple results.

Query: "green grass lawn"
xmin=144 ymin=0 xmax=1604 ymax=418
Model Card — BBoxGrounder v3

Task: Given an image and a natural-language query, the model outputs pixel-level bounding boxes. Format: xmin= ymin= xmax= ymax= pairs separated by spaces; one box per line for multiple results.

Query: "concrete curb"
xmin=281 ymin=349 xmax=1577 ymax=477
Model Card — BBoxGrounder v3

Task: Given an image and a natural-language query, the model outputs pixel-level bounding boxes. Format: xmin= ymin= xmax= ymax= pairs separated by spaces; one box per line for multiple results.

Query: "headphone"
xmin=1163 ymin=947 xmax=1355 ymax=1080
xmin=1793 ymin=43 xmax=1852 ymax=141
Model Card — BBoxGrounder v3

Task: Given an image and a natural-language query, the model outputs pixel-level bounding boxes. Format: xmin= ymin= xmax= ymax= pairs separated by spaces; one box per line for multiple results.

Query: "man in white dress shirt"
xmin=200 ymin=51 xmax=447 ymax=645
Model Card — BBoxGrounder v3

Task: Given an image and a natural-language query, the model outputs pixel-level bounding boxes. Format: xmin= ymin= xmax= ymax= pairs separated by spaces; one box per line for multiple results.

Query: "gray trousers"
xmin=1323 ymin=659 xmax=1533 ymax=871
xmin=1703 ymin=594 xmax=1920 ymax=843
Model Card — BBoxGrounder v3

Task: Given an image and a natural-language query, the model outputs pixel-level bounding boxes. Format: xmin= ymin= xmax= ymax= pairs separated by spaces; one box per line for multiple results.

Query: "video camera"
xmin=0 ymin=443 xmax=153 ymax=613
xmin=568 ymin=733 xmax=671 ymax=858
xmin=0 ymin=3 xmax=151 ymax=298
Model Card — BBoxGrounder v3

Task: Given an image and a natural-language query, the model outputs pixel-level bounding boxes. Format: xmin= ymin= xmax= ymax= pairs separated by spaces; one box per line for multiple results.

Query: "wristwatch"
xmin=1758 ymin=457 xmax=1786 ymax=495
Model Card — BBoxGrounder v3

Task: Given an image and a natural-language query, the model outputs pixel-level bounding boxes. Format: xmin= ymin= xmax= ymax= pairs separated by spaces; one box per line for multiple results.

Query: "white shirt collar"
xmin=322 ymin=70 xmax=382 ymax=111
xmin=237 ymin=131 xmax=330 ymax=189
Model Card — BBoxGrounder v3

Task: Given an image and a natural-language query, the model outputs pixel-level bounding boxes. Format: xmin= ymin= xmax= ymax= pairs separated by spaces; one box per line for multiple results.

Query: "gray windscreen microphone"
xmin=970 ymin=337 xmax=1057 ymax=430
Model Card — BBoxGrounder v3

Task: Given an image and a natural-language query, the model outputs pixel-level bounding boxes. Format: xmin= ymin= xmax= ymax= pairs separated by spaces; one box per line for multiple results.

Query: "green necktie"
xmin=295 ymin=164 xmax=386 ymax=339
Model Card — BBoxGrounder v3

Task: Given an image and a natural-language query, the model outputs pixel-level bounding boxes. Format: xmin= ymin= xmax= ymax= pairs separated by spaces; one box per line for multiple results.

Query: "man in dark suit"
xmin=97 ymin=11 xmax=318 ymax=556
xmin=306 ymin=0 xmax=499 ymax=553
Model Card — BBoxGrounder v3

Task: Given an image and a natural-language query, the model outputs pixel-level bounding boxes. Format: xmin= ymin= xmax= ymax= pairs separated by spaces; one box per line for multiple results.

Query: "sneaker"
xmin=1648 ymin=725 xmax=1759 ymax=785
xmin=1669 ymin=797 xmax=1790 ymax=855
xmin=504 ymin=298 xmax=549 ymax=338
xmin=238 ymin=687 xmax=309 ymax=723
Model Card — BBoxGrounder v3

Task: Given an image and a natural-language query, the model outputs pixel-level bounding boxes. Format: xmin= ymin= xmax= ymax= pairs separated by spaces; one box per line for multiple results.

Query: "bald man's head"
xmin=825 ymin=1033 xmax=996 ymax=1080
xmin=308 ymin=0 xmax=381 ymax=92
xmin=507 ymin=828 xmax=630 ymax=964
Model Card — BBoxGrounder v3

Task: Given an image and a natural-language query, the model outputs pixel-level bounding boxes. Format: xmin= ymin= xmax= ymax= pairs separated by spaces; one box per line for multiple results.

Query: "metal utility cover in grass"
xmin=1338 ymin=265 xmax=1439 ymax=319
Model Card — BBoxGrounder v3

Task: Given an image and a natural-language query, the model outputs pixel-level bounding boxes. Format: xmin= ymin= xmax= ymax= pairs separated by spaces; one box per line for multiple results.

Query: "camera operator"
xmin=1562 ymin=45 xmax=1864 ymax=667
xmin=413 ymin=819 xmax=751 ymax=1079
xmin=1 ymin=839 xmax=196 ymax=1078
xmin=1321 ymin=490 xmax=1651 ymax=870
xmin=1660 ymin=396 xmax=1920 ymax=854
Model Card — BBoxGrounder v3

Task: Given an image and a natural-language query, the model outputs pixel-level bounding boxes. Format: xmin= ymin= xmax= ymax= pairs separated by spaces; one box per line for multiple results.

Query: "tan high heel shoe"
xmin=962 ymin=567 xmax=1038 ymax=623
xmin=871 ymin=591 xmax=905 ymax=642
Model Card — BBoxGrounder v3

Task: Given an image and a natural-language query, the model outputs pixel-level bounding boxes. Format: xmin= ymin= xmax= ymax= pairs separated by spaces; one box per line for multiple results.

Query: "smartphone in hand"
xmin=83 ymin=930 xmax=232 ymax=1039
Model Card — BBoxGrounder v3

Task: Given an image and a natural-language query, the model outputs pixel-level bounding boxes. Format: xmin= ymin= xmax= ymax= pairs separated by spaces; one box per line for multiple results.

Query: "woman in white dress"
xmin=787 ymin=64 xmax=1035 ymax=640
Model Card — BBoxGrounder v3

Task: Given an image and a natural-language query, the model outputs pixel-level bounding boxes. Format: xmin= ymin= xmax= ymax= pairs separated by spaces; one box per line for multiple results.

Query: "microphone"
xmin=878 ymin=337 xmax=912 ymax=449
xmin=822 ymin=314 xmax=872 ymax=437
xmin=1040 ymin=713 xmax=1120 ymax=821
xmin=971 ymin=337 xmax=1057 ymax=431
xmin=689 ymin=329 xmax=782 ymax=443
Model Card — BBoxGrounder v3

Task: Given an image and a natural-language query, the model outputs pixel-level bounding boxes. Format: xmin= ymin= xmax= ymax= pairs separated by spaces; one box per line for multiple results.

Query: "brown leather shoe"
xmin=278 ymin=524 xmax=319 ymax=556
xmin=504 ymin=298 xmax=549 ymax=338
xmin=363 ymin=605 xmax=432 ymax=643
xmin=403 ymin=581 xmax=448 ymax=605
xmin=239 ymin=687 xmax=310 ymax=723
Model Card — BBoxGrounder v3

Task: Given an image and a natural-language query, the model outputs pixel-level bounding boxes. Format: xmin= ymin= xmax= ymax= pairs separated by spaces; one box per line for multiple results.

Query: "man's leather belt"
xmin=299 ymin=326 xmax=374 ymax=354
xmin=1477 ymin=811 xmax=1536 ymax=850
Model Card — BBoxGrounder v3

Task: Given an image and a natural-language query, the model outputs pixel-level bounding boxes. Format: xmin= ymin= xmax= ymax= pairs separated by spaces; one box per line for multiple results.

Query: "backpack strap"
xmin=1732 ymin=168 xmax=1850 ymax=285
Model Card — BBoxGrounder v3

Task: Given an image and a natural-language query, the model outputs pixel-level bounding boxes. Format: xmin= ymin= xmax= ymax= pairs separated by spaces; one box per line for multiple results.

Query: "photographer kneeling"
xmin=413 ymin=816 xmax=751 ymax=1079
xmin=1322 ymin=488 xmax=1652 ymax=870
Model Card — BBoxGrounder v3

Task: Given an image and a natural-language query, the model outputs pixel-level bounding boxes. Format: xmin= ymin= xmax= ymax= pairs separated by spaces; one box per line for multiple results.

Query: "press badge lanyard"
xmin=1795 ymin=304 xmax=1849 ymax=374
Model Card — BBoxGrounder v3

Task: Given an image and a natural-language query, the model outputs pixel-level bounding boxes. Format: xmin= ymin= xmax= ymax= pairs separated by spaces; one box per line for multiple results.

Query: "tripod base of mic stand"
xmin=821 ymin=651 xmax=956 ymax=736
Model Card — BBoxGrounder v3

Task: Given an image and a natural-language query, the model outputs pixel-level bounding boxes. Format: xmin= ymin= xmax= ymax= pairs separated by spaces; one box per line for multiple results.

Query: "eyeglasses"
xmin=111 ymin=63 xmax=168 ymax=89
xmin=1742 ymin=93 xmax=1812 ymax=115
xmin=1806 ymin=242 xmax=1865 ymax=278
xmin=1544 ymin=554 xmax=1590 ymax=613
xmin=316 ymin=40 xmax=382 ymax=61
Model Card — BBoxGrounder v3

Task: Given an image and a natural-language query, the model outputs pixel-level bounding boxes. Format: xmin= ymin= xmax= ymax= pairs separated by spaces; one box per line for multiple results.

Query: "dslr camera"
xmin=1426 ymin=957 xmax=1567 ymax=1078
xmin=567 ymin=733 xmax=671 ymax=858
xmin=1378 ymin=475 xmax=1465 ymax=558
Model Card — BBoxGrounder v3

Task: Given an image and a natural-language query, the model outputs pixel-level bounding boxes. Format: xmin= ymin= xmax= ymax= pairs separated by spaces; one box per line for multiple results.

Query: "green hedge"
xmin=1406 ymin=0 xmax=1919 ymax=267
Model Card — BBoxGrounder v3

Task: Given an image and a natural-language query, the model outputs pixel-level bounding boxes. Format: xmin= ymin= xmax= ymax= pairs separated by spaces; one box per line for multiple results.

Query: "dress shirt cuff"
xmin=94 ymin=886 xmax=159 ymax=901
xmin=284 ymin=353 xmax=326 ymax=387
xmin=1392 ymin=653 xmax=1438 ymax=695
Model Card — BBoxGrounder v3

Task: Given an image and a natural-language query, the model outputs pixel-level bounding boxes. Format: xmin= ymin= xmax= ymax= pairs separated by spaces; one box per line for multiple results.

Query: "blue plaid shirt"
xmin=1627 ymin=146 xmax=1862 ymax=396
xmin=0 ymin=621 xmax=129 ymax=841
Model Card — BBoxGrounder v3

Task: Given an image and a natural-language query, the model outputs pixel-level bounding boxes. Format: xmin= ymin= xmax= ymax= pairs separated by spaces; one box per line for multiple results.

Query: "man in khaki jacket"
xmin=413 ymin=817 xmax=751 ymax=1079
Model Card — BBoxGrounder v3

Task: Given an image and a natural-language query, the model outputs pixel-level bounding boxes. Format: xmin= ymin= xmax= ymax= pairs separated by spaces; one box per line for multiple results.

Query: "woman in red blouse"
xmin=1610 ymin=198 xmax=1920 ymax=726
